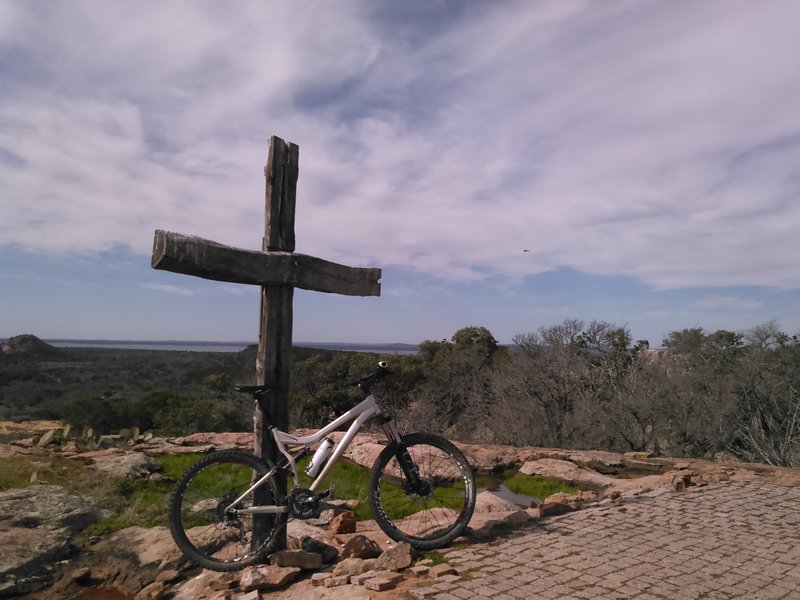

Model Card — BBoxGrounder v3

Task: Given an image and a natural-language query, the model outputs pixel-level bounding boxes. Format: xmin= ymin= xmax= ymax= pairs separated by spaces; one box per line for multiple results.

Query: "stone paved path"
xmin=409 ymin=481 xmax=800 ymax=600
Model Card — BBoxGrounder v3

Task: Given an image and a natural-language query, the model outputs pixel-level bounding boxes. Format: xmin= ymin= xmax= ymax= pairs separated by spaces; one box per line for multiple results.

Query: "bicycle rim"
xmin=370 ymin=433 xmax=475 ymax=549
xmin=169 ymin=451 xmax=279 ymax=571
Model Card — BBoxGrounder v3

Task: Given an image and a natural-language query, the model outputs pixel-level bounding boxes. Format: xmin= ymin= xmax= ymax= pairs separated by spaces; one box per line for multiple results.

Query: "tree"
xmin=660 ymin=328 xmax=744 ymax=456
xmin=452 ymin=326 xmax=499 ymax=364
xmin=498 ymin=320 xmax=596 ymax=447
xmin=410 ymin=326 xmax=502 ymax=439
xmin=290 ymin=351 xmax=377 ymax=427
xmin=731 ymin=322 xmax=800 ymax=466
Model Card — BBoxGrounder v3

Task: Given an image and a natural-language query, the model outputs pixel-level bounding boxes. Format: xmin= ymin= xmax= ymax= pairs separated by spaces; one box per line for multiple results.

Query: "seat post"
xmin=235 ymin=385 xmax=276 ymax=428
xmin=253 ymin=389 xmax=275 ymax=428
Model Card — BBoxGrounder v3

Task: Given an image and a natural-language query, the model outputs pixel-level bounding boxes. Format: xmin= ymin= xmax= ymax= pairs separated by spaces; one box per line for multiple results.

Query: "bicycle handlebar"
xmin=356 ymin=361 xmax=390 ymax=392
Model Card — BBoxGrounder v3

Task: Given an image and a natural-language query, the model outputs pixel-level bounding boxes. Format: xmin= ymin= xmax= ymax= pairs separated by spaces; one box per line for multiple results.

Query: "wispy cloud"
xmin=2 ymin=0 xmax=799 ymax=292
xmin=139 ymin=283 xmax=194 ymax=297
xmin=694 ymin=295 xmax=764 ymax=312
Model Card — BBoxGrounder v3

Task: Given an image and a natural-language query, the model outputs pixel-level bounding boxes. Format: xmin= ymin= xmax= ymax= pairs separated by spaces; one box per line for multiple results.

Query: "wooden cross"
xmin=151 ymin=135 xmax=381 ymax=549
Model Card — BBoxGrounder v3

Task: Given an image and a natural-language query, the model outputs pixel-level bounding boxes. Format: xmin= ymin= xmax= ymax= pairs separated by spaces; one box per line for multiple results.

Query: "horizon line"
xmin=1 ymin=336 xmax=420 ymax=347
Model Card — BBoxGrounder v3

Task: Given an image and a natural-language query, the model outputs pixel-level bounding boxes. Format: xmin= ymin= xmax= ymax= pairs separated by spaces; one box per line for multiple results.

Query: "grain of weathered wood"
xmin=152 ymin=230 xmax=381 ymax=296
xmin=264 ymin=139 xmax=298 ymax=252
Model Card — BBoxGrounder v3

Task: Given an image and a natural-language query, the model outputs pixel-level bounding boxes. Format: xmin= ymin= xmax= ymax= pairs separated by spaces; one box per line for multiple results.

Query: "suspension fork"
xmin=378 ymin=414 xmax=427 ymax=494
xmin=395 ymin=444 xmax=428 ymax=494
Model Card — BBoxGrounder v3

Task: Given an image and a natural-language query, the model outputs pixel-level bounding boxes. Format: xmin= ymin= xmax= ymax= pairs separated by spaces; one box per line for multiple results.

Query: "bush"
xmin=60 ymin=389 xmax=249 ymax=436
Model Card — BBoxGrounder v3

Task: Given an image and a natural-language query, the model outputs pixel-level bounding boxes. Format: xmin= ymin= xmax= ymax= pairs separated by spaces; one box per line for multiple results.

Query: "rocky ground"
xmin=2 ymin=426 xmax=799 ymax=600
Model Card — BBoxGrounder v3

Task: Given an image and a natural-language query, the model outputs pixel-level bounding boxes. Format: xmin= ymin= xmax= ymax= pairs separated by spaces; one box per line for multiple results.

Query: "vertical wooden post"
xmin=253 ymin=137 xmax=299 ymax=551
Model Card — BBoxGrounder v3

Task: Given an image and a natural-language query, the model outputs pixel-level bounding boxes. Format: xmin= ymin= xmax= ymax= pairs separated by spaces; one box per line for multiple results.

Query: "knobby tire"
xmin=369 ymin=432 xmax=476 ymax=549
xmin=168 ymin=449 xmax=280 ymax=571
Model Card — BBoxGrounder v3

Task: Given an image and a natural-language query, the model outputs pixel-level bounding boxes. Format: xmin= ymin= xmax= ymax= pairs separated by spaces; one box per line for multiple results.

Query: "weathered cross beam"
xmin=151 ymin=136 xmax=381 ymax=551
xmin=152 ymin=231 xmax=380 ymax=296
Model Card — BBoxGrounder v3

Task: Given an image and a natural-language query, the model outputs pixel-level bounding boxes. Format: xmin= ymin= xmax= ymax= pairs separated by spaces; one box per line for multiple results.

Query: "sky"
xmin=2 ymin=0 xmax=800 ymax=347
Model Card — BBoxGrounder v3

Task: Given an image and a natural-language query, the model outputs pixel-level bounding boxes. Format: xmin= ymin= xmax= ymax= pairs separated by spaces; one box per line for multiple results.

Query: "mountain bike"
xmin=168 ymin=362 xmax=476 ymax=571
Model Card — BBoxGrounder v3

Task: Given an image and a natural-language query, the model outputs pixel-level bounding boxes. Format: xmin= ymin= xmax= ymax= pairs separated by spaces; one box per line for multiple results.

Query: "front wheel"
xmin=369 ymin=433 xmax=476 ymax=549
xmin=168 ymin=450 xmax=281 ymax=571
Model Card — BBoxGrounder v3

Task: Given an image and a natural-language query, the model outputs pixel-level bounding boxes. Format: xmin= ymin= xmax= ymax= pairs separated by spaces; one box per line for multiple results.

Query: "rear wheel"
xmin=369 ymin=433 xmax=475 ymax=549
xmin=168 ymin=450 xmax=281 ymax=571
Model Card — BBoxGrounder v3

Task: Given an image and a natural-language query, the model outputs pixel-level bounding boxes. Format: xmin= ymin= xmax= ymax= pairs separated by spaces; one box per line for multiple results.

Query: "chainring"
xmin=287 ymin=487 xmax=322 ymax=519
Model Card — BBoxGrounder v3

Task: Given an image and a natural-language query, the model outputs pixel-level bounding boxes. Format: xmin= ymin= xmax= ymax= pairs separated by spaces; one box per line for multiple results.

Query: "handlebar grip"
xmin=375 ymin=361 xmax=389 ymax=379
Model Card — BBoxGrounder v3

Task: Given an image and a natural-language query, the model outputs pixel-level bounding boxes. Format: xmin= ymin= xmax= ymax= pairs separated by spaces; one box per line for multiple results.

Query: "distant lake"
xmin=46 ymin=340 xmax=251 ymax=352
xmin=42 ymin=340 xmax=418 ymax=354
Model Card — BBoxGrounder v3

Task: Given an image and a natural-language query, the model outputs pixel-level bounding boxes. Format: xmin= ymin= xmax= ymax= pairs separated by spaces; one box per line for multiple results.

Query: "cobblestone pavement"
xmin=409 ymin=481 xmax=800 ymax=600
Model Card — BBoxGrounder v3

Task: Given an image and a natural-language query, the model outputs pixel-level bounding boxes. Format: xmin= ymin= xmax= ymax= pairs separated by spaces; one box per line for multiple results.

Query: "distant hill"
xmin=1 ymin=334 xmax=61 ymax=358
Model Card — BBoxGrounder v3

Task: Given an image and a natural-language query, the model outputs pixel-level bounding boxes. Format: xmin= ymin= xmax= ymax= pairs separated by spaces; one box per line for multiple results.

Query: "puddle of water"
xmin=489 ymin=483 xmax=539 ymax=507
xmin=477 ymin=470 xmax=578 ymax=508
xmin=593 ymin=460 xmax=667 ymax=479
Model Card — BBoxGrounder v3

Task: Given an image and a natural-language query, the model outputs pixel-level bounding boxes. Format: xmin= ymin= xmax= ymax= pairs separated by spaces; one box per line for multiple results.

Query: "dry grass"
xmin=0 ymin=453 xmax=104 ymax=492
xmin=0 ymin=453 xmax=179 ymax=534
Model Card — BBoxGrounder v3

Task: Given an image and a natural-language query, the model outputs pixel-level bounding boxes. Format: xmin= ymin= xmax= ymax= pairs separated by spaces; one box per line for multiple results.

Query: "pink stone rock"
xmin=270 ymin=549 xmax=323 ymax=569
xmin=240 ymin=565 xmax=300 ymax=591
xmin=474 ymin=490 xmax=523 ymax=512
xmin=429 ymin=564 xmax=458 ymax=578
xmin=333 ymin=558 xmax=377 ymax=576
xmin=329 ymin=511 xmax=357 ymax=534
xmin=544 ymin=490 xmax=598 ymax=504
xmin=365 ymin=577 xmax=395 ymax=591
xmin=154 ymin=569 xmax=181 ymax=584
xmin=375 ymin=542 xmax=413 ymax=571
xmin=374 ymin=570 xmax=404 ymax=584
xmin=341 ymin=534 xmax=382 ymax=559
xmin=351 ymin=570 xmax=378 ymax=585
xmin=324 ymin=575 xmax=351 ymax=587
xmin=134 ymin=581 xmax=165 ymax=600
xmin=311 ymin=573 xmax=332 ymax=586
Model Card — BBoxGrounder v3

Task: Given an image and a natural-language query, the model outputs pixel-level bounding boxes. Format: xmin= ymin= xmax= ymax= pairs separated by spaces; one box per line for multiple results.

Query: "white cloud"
xmin=1 ymin=0 xmax=799 ymax=291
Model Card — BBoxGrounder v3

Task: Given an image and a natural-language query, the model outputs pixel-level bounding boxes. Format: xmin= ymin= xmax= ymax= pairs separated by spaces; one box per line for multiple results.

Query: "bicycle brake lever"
xmin=353 ymin=373 xmax=372 ymax=388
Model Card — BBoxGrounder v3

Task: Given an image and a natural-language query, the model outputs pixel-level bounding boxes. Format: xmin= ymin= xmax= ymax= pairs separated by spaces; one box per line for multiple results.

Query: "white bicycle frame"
xmin=226 ymin=393 xmax=402 ymax=516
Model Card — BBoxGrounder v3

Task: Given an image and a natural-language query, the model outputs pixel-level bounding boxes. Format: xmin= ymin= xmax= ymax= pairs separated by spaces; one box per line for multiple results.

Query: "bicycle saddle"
xmin=234 ymin=384 xmax=272 ymax=395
